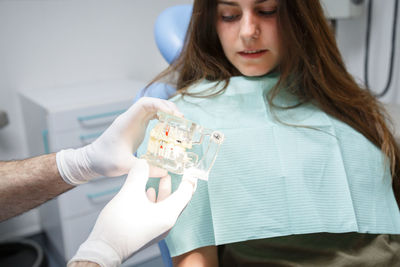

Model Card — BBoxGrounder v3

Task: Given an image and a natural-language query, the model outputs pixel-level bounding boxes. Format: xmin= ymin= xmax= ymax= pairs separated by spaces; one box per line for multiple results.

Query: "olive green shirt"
xmin=220 ymin=233 xmax=400 ymax=266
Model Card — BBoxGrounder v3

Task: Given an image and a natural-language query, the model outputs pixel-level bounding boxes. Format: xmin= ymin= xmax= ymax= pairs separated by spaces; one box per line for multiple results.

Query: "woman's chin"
xmin=240 ymin=70 xmax=272 ymax=77
xmin=237 ymin=66 xmax=275 ymax=77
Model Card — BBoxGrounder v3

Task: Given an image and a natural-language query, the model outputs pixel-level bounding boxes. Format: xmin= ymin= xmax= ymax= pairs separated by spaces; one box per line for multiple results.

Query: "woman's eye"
xmin=258 ymin=9 xmax=277 ymax=16
xmin=221 ymin=14 xmax=239 ymax=22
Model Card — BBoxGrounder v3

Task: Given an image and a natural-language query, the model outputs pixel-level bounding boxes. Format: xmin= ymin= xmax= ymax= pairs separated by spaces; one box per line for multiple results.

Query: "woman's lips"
xmin=238 ymin=49 xmax=268 ymax=59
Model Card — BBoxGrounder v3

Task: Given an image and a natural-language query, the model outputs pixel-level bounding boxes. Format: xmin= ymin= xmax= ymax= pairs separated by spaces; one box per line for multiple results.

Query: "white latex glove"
xmin=68 ymin=159 xmax=196 ymax=267
xmin=56 ymin=97 xmax=183 ymax=185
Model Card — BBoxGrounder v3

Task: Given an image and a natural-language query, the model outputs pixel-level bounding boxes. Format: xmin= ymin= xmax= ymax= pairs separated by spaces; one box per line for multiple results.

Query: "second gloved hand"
xmin=68 ymin=159 xmax=196 ymax=267
xmin=56 ymin=97 xmax=183 ymax=185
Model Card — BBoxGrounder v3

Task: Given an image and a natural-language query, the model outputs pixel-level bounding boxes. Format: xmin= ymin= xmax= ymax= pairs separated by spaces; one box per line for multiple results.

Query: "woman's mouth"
xmin=238 ymin=49 xmax=268 ymax=58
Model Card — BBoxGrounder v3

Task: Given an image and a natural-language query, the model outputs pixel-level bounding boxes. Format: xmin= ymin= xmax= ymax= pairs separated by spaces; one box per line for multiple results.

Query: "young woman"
xmin=142 ymin=0 xmax=400 ymax=265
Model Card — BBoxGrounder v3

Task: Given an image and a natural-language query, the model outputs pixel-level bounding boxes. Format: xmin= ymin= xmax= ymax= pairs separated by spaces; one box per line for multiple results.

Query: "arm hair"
xmin=0 ymin=153 xmax=73 ymax=222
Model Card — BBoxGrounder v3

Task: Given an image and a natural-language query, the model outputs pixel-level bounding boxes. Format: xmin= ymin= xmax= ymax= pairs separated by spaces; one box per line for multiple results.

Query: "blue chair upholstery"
xmin=154 ymin=5 xmax=193 ymax=64
xmin=132 ymin=83 xmax=177 ymax=103
xmin=133 ymin=4 xmax=192 ymax=267
xmin=133 ymin=4 xmax=192 ymax=103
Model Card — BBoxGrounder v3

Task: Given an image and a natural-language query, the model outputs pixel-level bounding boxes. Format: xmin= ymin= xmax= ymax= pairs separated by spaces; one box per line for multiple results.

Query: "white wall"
xmin=0 ymin=0 xmax=191 ymax=240
xmin=336 ymin=0 xmax=400 ymax=104
xmin=0 ymin=0 xmax=191 ymax=161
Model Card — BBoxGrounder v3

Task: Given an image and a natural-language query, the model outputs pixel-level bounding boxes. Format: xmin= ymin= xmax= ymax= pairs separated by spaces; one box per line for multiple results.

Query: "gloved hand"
xmin=56 ymin=97 xmax=183 ymax=185
xmin=68 ymin=159 xmax=196 ymax=267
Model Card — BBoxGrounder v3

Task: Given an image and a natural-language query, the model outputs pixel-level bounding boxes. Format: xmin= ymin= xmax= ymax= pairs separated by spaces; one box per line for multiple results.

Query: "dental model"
xmin=142 ymin=111 xmax=224 ymax=181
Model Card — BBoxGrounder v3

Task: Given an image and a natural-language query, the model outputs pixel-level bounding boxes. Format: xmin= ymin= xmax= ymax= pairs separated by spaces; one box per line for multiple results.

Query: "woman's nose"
xmin=240 ymin=13 xmax=260 ymax=41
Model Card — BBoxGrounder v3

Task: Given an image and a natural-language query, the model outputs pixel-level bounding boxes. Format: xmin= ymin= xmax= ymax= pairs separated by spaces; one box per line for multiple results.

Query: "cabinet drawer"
xmin=59 ymin=176 xmax=126 ymax=220
xmin=48 ymin=100 xmax=131 ymax=133
xmin=62 ymin=211 xmax=161 ymax=264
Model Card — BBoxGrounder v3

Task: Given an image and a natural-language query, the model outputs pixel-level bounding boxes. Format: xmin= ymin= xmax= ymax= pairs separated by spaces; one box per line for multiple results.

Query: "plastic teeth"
xmin=243 ymin=50 xmax=262 ymax=54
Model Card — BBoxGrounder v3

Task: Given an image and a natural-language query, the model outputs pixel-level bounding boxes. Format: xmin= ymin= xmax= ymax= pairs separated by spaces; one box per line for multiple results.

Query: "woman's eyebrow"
xmin=217 ymin=0 xmax=269 ymax=6
xmin=217 ymin=1 xmax=238 ymax=6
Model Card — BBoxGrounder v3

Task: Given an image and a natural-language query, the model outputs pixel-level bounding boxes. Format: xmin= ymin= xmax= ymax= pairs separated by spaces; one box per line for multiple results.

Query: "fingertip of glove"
xmin=149 ymin=165 xmax=168 ymax=178
xmin=172 ymin=110 xmax=184 ymax=118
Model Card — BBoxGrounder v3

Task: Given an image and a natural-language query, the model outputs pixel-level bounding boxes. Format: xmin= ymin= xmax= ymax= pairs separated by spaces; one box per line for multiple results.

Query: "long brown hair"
xmin=149 ymin=0 xmax=400 ymax=207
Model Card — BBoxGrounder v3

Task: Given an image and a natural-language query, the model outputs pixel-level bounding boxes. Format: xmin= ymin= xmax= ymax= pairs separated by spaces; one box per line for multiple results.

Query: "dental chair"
xmin=133 ymin=4 xmax=192 ymax=267
xmin=133 ymin=4 xmax=192 ymax=103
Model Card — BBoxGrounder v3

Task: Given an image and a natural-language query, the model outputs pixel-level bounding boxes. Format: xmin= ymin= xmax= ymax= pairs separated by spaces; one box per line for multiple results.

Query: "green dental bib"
xmin=138 ymin=74 xmax=400 ymax=257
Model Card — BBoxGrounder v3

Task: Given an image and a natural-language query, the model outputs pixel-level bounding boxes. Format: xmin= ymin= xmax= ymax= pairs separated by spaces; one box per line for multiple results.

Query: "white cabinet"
xmin=19 ymin=80 xmax=161 ymax=266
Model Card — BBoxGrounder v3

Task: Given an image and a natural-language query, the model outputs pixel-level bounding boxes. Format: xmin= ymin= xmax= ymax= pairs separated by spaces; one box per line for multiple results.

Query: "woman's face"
xmin=216 ymin=0 xmax=281 ymax=77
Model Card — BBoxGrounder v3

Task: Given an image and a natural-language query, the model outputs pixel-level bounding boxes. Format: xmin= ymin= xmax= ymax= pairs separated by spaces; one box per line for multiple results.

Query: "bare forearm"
xmin=0 ymin=153 xmax=74 ymax=221
xmin=173 ymin=246 xmax=219 ymax=267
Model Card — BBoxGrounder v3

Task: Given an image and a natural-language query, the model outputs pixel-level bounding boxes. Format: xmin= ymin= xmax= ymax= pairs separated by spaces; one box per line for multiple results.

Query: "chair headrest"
xmin=154 ymin=5 xmax=193 ymax=64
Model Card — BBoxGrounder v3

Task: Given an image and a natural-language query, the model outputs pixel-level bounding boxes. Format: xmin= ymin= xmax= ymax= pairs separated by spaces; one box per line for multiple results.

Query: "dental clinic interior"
xmin=0 ymin=0 xmax=399 ymax=266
